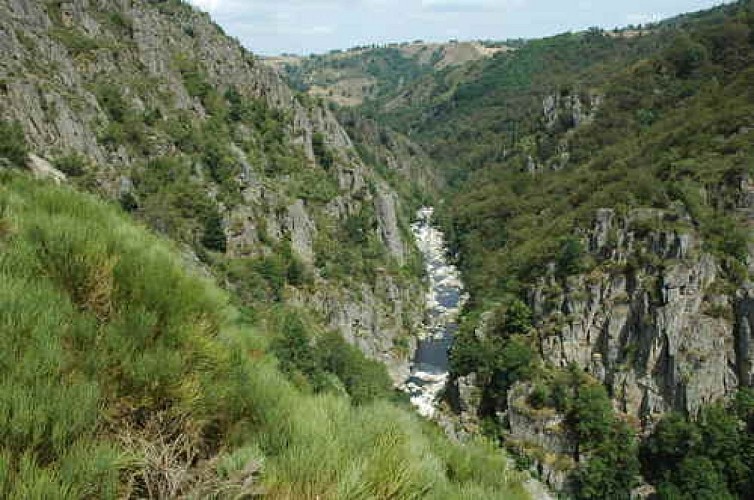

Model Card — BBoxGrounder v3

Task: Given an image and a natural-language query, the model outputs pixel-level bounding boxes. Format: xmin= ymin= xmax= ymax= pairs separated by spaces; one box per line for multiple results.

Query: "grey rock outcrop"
xmin=374 ymin=185 xmax=405 ymax=264
xmin=532 ymin=208 xmax=739 ymax=426
xmin=26 ymin=153 xmax=66 ymax=183
xmin=735 ymin=285 xmax=754 ymax=387
xmin=543 ymin=90 xmax=601 ymax=131
xmin=290 ymin=273 xmax=422 ymax=383
xmin=506 ymin=383 xmax=575 ymax=492
xmin=286 ymin=199 xmax=316 ymax=263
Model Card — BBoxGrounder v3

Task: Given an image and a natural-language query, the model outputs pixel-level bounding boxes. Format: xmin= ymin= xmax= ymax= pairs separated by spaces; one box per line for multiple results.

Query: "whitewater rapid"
xmin=402 ymin=207 xmax=467 ymax=418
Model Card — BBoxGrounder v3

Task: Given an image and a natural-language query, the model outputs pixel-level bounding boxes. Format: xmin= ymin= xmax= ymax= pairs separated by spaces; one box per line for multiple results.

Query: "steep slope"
xmin=0 ymin=169 xmax=530 ymax=498
xmin=0 ymin=0 xmax=425 ymax=381
xmin=440 ymin=0 xmax=754 ymax=425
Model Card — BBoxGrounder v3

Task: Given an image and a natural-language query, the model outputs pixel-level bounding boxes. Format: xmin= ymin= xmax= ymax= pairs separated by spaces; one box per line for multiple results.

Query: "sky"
xmin=187 ymin=0 xmax=728 ymax=56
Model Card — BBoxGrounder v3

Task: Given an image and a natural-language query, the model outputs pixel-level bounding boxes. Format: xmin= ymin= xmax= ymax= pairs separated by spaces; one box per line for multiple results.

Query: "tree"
xmin=315 ymin=331 xmax=392 ymax=404
xmin=492 ymin=337 xmax=534 ymax=390
xmin=557 ymin=236 xmax=586 ymax=276
xmin=270 ymin=313 xmax=327 ymax=391
xmin=567 ymin=382 xmax=613 ymax=449
xmin=664 ymin=32 xmax=708 ymax=78
xmin=563 ymin=369 xmax=639 ymax=499
xmin=96 ymin=84 xmax=125 ymax=121
xmin=201 ymin=210 xmax=226 ymax=253
xmin=640 ymin=402 xmax=751 ymax=499
xmin=449 ymin=327 xmax=484 ymax=376
xmin=663 ymin=457 xmax=734 ymax=500
xmin=224 ymin=86 xmax=245 ymax=122
xmin=574 ymin=423 xmax=639 ymax=500
xmin=500 ymin=299 xmax=532 ymax=337
xmin=119 ymin=191 xmax=139 ymax=213
xmin=312 ymin=132 xmax=334 ymax=170
xmin=641 ymin=413 xmax=700 ymax=483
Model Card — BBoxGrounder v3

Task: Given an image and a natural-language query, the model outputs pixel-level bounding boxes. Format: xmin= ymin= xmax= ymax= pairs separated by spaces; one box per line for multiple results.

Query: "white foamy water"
xmin=402 ymin=207 xmax=467 ymax=418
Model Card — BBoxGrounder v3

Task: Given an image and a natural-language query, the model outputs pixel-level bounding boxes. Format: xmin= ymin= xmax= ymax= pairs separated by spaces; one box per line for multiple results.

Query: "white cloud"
xmin=187 ymin=0 xmax=222 ymax=12
xmin=626 ymin=12 xmax=665 ymax=25
xmin=421 ymin=0 xmax=503 ymax=12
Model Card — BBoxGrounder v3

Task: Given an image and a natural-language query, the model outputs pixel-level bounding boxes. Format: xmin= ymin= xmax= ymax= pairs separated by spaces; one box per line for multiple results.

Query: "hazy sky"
xmin=187 ymin=0 xmax=727 ymax=56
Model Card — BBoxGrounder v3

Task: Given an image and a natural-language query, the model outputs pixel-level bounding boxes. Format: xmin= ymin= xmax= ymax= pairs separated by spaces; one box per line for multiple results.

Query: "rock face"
xmin=285 ymin=199 xmax=316 ymax=263
xmin=453 ymin=201 xmax=749 ymax=432
xmin=525 ymin=90 xmax=601 ymax=174
xmin=26 ymin=153 xmax=66 ymax=183
xmin=0 ymin=0 xmax=328 ymax=168
xmin=291 ymin=273 xmax=422 ymax=383
xmin=449 ymin=202 xmax=750 ymax=493
xmin=507 ymin=383 xmax=575 ymax=492
xmin=0 ymin=0 xmax=427 ymax=381
xmin=543 ymin=91 xmax=601 ymax=130
xmin=529 ymin=208 xmax=738 ymax=426
xmin=338 ymin=115 xmax=442 ymax=192
xmin=374 ymin=185 xmax=405 ymax=264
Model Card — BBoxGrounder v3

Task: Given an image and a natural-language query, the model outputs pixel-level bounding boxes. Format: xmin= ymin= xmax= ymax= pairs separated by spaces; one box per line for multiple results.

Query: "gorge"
xmin=3 ymin=0 xmax=754 ymax=498
xmin=403 ymin=206 xmax=466 ymax=418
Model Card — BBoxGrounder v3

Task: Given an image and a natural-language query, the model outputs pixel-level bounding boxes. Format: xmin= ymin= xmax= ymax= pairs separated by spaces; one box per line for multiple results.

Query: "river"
xmin=402 ymin=207 xmax=467 ymax=418
xmin=402 ymin=208 xmax=555 ymax=500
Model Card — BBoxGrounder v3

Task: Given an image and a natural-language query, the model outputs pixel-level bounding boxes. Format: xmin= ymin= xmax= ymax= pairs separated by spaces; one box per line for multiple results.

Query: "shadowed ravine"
xmin=402 ymin=207 xmax=467 ymax=418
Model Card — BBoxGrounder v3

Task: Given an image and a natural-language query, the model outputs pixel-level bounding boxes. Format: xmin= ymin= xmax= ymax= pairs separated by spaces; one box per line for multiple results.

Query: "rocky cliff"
xmin=531 ymin=206 xmax=735 ymax=426
xmin=448 ymin=188 xmax=754 ymax=491
xmin=0 ymin=0 xmax=425 ymax=381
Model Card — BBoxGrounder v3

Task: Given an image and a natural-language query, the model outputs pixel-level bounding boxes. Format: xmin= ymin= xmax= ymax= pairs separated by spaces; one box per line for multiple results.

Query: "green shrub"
xmin=312 ymin=132 xmax=335 ymax=170
xmin=664 ymin=32 xmax=709 ymax=78
xmin=0 ymin=121 xmax=28 ymax=167
xmin=557 ymin=236 xmax=587 ymax=277
xmin=314 ymin=330 xmax=394 ymax=404
xmin=640 ymin=398 xmax=754 ymax=499
xmin=201 ymin=209 xmax=226 ymax=253
xmin=174 ymin=54 xmax=211 ymax=100
xmin=50 ymin=28 xmax=102 ymax=56
xmin=53 ymin=153 xmax=88 ymax=177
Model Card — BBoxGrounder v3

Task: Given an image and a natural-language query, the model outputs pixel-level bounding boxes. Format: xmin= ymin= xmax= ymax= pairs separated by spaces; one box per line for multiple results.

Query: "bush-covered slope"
xmin=0 ymin=171 xmax=527 ymax=498
xmin=435 ymin=2 xmax=754 ymax=300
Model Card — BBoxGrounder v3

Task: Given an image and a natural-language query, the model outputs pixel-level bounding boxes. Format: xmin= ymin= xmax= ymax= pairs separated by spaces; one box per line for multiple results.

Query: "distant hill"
xmin=265 ymin=41 xmax=512 ymax=106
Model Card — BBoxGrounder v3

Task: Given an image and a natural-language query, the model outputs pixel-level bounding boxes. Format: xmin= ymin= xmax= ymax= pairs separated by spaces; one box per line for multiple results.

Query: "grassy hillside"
xmin=0 ymin=170 xmax=527 ymax=498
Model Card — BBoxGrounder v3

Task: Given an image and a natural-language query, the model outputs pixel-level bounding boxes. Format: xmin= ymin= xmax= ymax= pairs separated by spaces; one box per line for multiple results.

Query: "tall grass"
xmin=0 ymin=172 xmax=528 ymax=498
